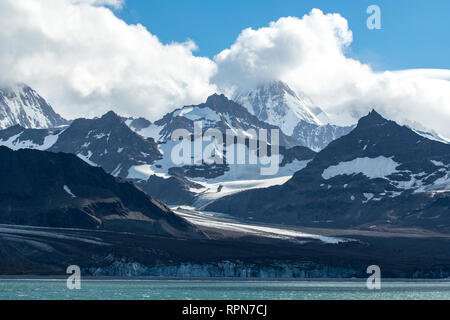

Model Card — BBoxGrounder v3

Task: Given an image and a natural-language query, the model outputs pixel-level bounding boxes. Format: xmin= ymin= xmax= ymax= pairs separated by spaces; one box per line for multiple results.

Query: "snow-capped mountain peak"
xmin=207 ymin=110 xmax=450 ymax=231
xmin=0 ymin=83 xmax=68 ymax=129
xmin=134 ymin=93 xmax=300 ymax=148
xmin=233 ymin=80 xmax=329 ymax=136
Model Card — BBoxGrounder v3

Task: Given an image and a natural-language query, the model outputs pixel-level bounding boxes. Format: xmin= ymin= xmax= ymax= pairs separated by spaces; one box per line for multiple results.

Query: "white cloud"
xmin=214 ymin=9 xmax=450 ymax=139
xmin=0 ymin=0 xmax=217 ymax=121
xmin=214 ymin=9 xmax=354 ymax=91
xmin=1 ymin=3 xmax=449 ymax=139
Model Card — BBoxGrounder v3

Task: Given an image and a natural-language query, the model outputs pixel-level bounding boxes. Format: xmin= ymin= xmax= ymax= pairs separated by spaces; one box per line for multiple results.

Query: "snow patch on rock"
xmin=322 ymin=157 xmax=400 ymax=180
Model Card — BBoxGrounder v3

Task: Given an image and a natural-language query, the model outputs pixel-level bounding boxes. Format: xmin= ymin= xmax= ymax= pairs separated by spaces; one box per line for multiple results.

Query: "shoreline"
xmin=0 ymin=276 xmax=450 ymax=282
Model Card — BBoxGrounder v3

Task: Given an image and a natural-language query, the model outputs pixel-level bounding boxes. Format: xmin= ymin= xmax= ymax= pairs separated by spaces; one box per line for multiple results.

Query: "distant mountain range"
xmin=1 ymin=83 xmax=450 ymax=278
xmin=207 ymin=110 xmax=450 ymax=232
xmin=0 ymin=90 xmax=316 ymax=205
xmin=133 ymin=93 xmax=299 ymax=147
xmin=0 ymin=83 xmax=448 ymax=229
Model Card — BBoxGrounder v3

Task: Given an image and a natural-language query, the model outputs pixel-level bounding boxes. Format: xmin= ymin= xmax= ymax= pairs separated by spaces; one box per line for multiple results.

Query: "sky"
xmin=117 ymin=0 xmax=450 ymax=71
xmin=0 ymin=0 xmax=449 ymax=138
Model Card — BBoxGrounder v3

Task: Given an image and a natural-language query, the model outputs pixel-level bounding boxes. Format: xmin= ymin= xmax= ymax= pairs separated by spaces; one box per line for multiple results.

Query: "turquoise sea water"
xmin=1 ymin=279 xmax=450 ymax=300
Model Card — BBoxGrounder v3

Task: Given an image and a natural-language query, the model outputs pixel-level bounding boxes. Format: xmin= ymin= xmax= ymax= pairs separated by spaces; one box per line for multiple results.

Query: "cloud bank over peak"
xmin=0 ymin=2 xmax=449 ymax=139
xmin=214 ymin=9 xmax=355 ymax=91
xmin=214 ymin=9 xmax=450 ymax=139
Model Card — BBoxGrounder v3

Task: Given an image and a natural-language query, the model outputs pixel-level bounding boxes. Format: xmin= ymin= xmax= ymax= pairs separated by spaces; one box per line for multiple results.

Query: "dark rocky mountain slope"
xmin=0 ymin=146 xmax=202 ymax=238
xmin=207 ymin=110 xmax=450 ymax=232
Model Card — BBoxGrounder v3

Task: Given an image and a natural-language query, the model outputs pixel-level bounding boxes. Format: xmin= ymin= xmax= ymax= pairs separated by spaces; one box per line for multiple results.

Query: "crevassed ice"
xmin=322 ymin=156 xmax=400 ymax=180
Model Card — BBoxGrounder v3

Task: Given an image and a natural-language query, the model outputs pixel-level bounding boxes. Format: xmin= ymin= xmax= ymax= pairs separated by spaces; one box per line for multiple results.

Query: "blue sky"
xmin=117 ymin=0 xmax=450 ymax=71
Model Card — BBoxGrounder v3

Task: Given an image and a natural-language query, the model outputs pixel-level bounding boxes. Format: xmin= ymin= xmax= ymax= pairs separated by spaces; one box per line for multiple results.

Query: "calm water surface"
xmin=1 ymin=279 xmax=450 ymax=300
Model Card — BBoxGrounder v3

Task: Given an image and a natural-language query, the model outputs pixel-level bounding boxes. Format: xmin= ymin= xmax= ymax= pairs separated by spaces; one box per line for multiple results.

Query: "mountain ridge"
xmin=206 ymin=110 xmax=450 ymax=231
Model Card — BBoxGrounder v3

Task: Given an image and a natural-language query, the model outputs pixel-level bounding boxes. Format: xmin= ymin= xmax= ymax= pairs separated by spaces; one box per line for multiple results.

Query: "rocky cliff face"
xmin=88 ymin=260 xmax=359 ymax=278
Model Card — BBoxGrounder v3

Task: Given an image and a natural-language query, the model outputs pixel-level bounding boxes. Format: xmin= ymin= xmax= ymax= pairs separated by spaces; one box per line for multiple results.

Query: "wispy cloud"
xmin=72 ymin=0 xmax=125 ymax=10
